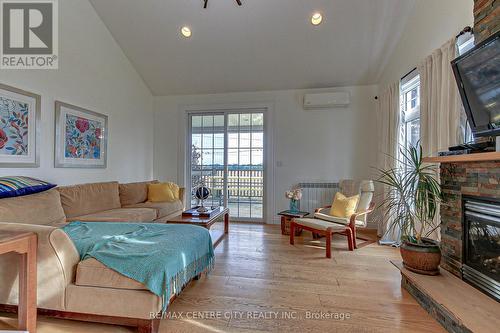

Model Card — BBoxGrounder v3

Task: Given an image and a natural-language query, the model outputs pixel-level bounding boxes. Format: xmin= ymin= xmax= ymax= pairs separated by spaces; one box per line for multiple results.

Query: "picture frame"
xmin=0 ymin=83 xmax=41 ymax=168
xmin=54 ymin=101 xmax=108 ymax=168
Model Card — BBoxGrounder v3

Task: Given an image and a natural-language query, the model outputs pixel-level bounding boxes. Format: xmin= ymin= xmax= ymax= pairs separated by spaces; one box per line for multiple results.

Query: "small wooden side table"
xmin=0 ymin=231 xmax=37 ymax=333
xmin=278 ymin=210 xmax=309 ymax=236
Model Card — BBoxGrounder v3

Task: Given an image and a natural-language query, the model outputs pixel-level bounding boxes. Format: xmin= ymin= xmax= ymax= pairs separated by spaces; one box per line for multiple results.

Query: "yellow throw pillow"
xmin=148 ymin=183 xmax=178 ymax=202
xmin=165 ymin=182 xmax=180 ymax=200
xmin=330 ymin=192 xmax=359 ymax=218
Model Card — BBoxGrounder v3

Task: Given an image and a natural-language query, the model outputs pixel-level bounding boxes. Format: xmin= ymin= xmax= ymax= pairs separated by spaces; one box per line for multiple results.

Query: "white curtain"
xmin=419 ymin=38 xmax=463 ymax=157
xmin=418 ymin=37 xmax=465 ymax=241
xmin=376 ymin=82 xmax=401 ymax=245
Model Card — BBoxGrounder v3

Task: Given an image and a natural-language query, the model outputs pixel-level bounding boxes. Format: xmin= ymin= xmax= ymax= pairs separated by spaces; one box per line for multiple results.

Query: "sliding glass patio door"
xmin=188 ymin=110 xmax=265 ymax=221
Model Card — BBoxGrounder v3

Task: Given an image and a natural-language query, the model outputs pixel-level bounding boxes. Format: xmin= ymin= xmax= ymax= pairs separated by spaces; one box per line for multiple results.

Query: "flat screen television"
xmin=452 ymin=30 xmax=500 ymax=138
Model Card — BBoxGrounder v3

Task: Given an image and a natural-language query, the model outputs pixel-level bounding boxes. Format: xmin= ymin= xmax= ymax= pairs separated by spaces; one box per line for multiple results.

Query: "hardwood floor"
xmin=0 ymin=223 xmax=445 ymax=333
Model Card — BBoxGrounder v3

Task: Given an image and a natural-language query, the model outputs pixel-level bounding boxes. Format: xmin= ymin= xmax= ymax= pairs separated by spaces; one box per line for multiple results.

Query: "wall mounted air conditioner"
xmin=303 ymin=92 xmax=350 ymax=109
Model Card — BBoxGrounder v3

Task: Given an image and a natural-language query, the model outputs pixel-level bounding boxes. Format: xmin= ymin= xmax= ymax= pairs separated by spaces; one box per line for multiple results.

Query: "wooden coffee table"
xmin=167 ymin=207 xmax=229 ymax=247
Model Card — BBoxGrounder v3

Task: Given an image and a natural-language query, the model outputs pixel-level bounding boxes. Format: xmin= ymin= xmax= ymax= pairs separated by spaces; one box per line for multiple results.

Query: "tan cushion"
xmin=58 ymin=182 xmax=121 ymax=218
xmin=119 ymin=181 xmax=158 ymax=206
xmin=124 ymin=200 xmax=183 ymax=219
xmin=293 ymin=218 xmax=349 ymax=231
xmin=0 ymin=189 xmax=66 ymax=226
xmin=314 ymin=210 xmax=365 ymax=227
xmin=68 ymin=208 xmax=157 ymax=222
xmin=76 ymin=258 xmax=147 ymax=290
xmin=66 ymin=284 xmax=162 ymax=319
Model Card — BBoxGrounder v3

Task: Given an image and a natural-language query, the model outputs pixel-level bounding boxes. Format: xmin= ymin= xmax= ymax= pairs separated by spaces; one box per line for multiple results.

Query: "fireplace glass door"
xmin=463 ymin=198 xmax=500 ymax=300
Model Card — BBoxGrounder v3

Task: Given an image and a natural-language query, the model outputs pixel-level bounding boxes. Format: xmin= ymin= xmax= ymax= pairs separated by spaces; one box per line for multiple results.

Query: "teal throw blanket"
xmin=62 ymin=222 xmax=215 ymax=311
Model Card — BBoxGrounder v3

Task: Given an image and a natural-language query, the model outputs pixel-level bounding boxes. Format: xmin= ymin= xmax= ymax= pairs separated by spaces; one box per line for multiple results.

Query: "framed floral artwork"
xmin=0 ymin=83 xmax=40 ymax=167
xmin=55 ymin=101 xmax=108 ymax=168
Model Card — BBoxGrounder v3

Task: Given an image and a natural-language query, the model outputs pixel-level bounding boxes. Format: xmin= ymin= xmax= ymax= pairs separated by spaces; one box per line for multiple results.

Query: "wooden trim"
xmin=325 ymin=231 xmax=332 ymax=258
xmin=392 ymin=260 xmax=500 ymax=332
xmin=18 ymin=234 xmax=37 ymax=332
xmin=315 ymin=205 xmax=331 ymax=213
xmin=422 ymin=152 xmax=500 ymax=163
xmin=348 ymin=202 xmax=375 ymax=249
xmin=350 ymin=202 xmax=375 ymax=223
xmin=224 ymin=212 xmax=229 ymax=234
xmin=0 ymin=305 xmax=160 ymax=333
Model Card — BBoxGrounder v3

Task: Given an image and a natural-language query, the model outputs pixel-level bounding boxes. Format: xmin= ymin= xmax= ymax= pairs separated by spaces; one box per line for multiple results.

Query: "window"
xmin=397 ymin=31 xmax=474 ymax=156
xmin=400 ymin=72 xmax=421 ymax=155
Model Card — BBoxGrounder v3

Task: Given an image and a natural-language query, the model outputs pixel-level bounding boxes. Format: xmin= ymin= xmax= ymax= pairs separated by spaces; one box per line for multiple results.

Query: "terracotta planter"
xmin=400 ymin=238 xmax=441 ymax=275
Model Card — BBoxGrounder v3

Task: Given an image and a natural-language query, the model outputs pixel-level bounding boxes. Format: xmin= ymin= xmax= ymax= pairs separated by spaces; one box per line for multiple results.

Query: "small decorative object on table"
xmin=194 ymin=184 xmax=211 ymax=213
xmin=183 ymin=206 xmax=219 ymax=218
xmin=285 ymin=188 xmax=302 ymax=213
xmin=278 ymin=210 xmax=309 ymax=236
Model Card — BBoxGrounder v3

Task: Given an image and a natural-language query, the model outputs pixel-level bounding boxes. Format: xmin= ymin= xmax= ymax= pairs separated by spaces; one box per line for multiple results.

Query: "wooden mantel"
xmin=423 ymin=151 xmax=500 ymax=163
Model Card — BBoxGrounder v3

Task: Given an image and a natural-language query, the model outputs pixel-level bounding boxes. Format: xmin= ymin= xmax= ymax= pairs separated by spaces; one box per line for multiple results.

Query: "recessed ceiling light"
xmin=181 ymin=26 xmax=192 ymax=38
xmin=311 ymin=12 xmax=323 ymax=26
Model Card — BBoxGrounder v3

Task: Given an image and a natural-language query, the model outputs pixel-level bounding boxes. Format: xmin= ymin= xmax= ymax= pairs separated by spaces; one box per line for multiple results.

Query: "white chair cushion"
xmin=314 ymin=210 xmax=365 ymax=227
xmin=293 ymin=218 xmax=348 ymax=231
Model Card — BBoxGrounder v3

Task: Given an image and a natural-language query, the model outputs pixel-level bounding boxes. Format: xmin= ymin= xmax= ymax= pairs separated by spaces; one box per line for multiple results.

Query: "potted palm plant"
xmin=378 ymin=144 xmax=443 ymax=275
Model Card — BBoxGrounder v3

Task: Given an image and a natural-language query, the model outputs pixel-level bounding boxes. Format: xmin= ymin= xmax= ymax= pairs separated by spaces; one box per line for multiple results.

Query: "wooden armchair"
xmin=290 ymin=180 xmax=375 ymax=258
xmin=313 ymin=201 xmax=375 ymax=249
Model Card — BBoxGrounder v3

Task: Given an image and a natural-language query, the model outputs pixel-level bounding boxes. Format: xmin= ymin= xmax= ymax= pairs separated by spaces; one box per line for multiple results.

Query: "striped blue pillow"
xmin=0 ymin=176 xmax=56 ymax=199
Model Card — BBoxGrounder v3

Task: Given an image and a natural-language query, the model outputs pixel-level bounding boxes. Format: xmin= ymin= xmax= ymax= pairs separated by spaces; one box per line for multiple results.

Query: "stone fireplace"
xmin=440 ymin=160 xmax=500 ymax=300
xmin=394 ymin=155 xmax=500 ymax=333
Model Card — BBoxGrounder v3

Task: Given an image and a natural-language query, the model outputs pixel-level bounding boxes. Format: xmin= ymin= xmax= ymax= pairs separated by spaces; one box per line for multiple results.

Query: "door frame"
xmin=180 ymin=102 xmax=275 ymax=223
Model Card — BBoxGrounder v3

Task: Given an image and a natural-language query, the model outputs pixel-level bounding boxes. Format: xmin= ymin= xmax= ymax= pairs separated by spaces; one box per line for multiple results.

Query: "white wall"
xmin=378 ymin=0 xmax=474 ymax=87
xmin=0 ymin=0 xmax=154 ymax=185
xmin=154 ymin=85 xmax=378 ymax=224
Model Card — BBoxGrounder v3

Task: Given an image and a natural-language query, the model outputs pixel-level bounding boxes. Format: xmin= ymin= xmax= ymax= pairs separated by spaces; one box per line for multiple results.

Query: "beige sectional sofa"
xmin=59 ymin=181 xmax=184 ymax=223
xmin=0 ymin=180 xmax=186 ymax=333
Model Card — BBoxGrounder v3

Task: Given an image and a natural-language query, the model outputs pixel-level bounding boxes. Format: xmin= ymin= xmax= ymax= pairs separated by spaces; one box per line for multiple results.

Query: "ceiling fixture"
xmin=181 ymin=26 xmax=192 ymax=38
xmin=203 ymin=0 xmax=242 ymax=9
xmin=311 ymin=12 xmax=323 ymax=26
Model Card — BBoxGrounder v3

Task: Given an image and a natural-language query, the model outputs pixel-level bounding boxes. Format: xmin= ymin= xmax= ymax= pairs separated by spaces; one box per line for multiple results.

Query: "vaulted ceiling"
xmin=90 ymin=0 xmax=415 ymax=96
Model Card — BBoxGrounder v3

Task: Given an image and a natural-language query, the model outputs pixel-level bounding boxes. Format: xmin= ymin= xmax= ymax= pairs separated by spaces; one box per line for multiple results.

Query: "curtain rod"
xmin=377 ymin=26 xmax=474 ymax=101
xmin=401 ymin=67 xmax=417 ymax=82
xmin=374 ymin=67 xmax=417 ymax=100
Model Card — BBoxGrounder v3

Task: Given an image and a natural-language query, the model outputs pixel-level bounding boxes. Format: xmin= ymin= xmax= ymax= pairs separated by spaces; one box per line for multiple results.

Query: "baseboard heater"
xmin=297 ymin=182 xmax=339 ymax=214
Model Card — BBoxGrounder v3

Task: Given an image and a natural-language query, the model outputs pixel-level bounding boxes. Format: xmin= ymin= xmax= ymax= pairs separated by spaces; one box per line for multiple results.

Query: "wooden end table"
xmin=0 ymin=231 xmax=37 ymax=333
xmin=278 ymin=210 xmax=309 ymax=236
xmin=167 ymin=207 xmax=229 ymax=248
